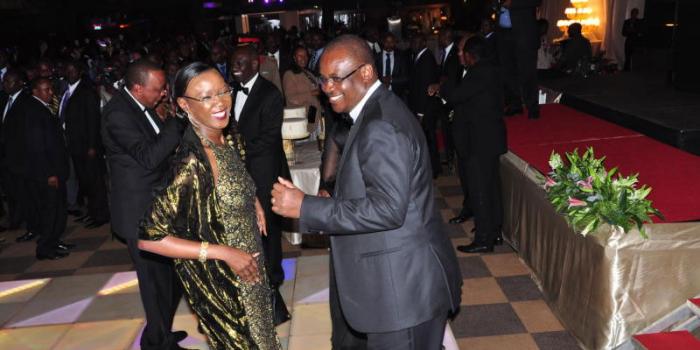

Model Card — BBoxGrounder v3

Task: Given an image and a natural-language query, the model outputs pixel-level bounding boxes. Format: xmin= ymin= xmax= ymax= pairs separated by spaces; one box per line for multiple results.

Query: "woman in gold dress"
xmin=138 ymin=62 xmax=281 ymax=350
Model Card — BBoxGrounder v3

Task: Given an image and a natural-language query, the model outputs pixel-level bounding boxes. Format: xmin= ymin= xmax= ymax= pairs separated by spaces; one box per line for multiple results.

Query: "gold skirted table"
xmin=500 ymin=151 xmax=700 ymax=350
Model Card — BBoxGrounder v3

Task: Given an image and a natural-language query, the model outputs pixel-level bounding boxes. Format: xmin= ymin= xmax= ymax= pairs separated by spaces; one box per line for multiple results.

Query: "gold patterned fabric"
xmin=140 ymin=126 xmax=280 ymax=350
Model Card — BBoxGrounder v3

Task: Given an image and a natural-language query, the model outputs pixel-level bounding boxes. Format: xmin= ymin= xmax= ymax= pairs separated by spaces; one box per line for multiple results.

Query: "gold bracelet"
xmin=198 ymin=242 xmax=209 ymax=263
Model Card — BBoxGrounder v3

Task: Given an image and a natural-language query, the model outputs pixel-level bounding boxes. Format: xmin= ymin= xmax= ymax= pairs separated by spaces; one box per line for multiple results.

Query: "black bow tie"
xmin=233 ymin=83 xmax=249 ymax=95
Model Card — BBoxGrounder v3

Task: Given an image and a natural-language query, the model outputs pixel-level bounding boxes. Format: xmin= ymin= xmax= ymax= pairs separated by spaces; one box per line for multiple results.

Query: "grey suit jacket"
xmin=299 ymin=85 xmax=462 ymax=333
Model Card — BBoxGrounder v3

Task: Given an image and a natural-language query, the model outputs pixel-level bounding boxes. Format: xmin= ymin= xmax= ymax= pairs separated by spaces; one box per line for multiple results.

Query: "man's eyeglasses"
xmin=318 ymin=64 xmax=366 ymax=87
xmin=182 ymin=88 xmax=234 ymax=104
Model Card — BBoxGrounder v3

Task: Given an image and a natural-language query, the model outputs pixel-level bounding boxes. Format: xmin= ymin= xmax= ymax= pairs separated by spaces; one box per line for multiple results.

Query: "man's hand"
xmin=502 ymin=0 xmax=512 ymax=8
xmin=427 ymin=83 xmax=441 ymax=97
xmin=255 ymin=198 xmax=267 ymax=236
xmin=271 ymin=177 xmax=304 ymax=219
xmin=48 ymin=176 xmax=59 ymax=189
xmin=317 ymin=189 xmax=331 ymax=198
xmin=87 ymin=148 xmax=97 ymax=158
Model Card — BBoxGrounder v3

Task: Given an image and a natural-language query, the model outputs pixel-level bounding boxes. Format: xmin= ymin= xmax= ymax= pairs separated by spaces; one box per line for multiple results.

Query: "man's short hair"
xmin=30 ymin=77 xmax=52 ymax=90
xmin=125 ymin=59 xmax=163 ymax=89
xmin=464 ymin=36 xmax=488 ymax=61
xmin=323 ymin=34 xmax=375 ymax=67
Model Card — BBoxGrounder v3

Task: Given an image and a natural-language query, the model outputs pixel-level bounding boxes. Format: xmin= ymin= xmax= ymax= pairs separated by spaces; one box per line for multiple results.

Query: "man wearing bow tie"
xmin=231 ymin=45 xmax=291 ymax=325
xmin=102 ymin=59 xmax=188 ymax=350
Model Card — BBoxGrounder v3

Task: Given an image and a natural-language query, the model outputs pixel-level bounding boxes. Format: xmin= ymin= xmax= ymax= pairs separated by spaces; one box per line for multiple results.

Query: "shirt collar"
xmin=243 ymin=73 xmax=259 ymax=90
xmin=9 ymin=89 xmax=22 ymax=100
xmin=444 ymin=42 xmax=454 ymax=56
xmin=485 ymin=32 xmax=494 ymax=38
xmin=32 ymin=95 xmax=51 ymax=109
xmin=124 ymin=87 xmax=147 ymax=111
xmin=416 ymin=47 xmax=428 ymax=61
xmin=349 ymin=80 xmax=382 ymax=122
xmin=68 ymin=79 xmax=81 ymax=94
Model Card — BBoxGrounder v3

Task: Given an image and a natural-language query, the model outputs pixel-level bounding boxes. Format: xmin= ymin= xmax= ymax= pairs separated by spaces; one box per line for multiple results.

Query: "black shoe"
xmin=56 ymin=242 xmax=76 ymax=251
xmin=457 ymin=242 xmax=494 ymax=253
xmin=85 ymin=219 xmax=108 ymax=229
xmin=58 ymin=240 xmax=76 ymax=249
xmin=37 ymin=250 xmax=70 ymax=260
xmin=74 ymin=214 xmax=91 ymax=223
xmin=173 ymin=330 xmax=188 ymax=342
xmin=505 ymin=107 xmax=524 ymax=116
xmin=16 ymin=231 xmax=38 ymax=242
xmin=67 ymin=209 xmax=83 ymax=217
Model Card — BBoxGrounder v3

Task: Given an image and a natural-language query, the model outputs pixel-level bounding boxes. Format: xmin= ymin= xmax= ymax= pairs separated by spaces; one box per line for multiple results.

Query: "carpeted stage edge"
xmin=506 ymin=104 xmax=700 ymax=223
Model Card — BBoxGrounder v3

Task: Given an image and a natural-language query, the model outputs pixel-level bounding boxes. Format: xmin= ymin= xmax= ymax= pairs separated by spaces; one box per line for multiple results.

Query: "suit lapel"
xmin=119 ymin=89 xmax=157 ymax=138
xmin=336 ymin=86 xmax=385 ymax=178
xmin=237 ymin=77 xmax=263 ymax=128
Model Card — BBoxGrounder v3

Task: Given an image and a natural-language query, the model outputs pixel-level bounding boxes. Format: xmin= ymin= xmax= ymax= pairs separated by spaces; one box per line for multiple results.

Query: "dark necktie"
xmin=339 ymin=113 xmax=354 ymax=126
xmin=384 ymin=53 xmax=391 ymax=78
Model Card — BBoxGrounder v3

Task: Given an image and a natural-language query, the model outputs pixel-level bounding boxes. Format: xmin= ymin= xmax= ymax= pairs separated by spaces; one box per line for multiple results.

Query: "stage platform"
xmin=541 ymin=71 xmax=700 ymax=156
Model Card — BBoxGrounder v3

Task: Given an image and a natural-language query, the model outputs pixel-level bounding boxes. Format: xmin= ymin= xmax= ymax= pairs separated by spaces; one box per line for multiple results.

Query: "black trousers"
xmin=329 ymin=255 xmax=448 ymax=350
xmin=452 ymin=126 xmax=471 ymax=215
xmin=438 ymin=107 xmax=455 ymax=166
xmin=624 ymin=40 xmax=636 ymax=72
xmin=72 ymin=153 xmax=109 ymax=221
xmin=127 ymin=239 xmax=183 ymax=350
xmin=27 ymin=179 xmax=67 ymax=255
xmin=466 ymin=154 xmax=503 ymax=245
xmin=420 ymin=110 xmax=442 ymax=177
xmin=498 ymin=29 xmax=539 ymax=115
xmin=2 ymin=170 xmax=29 ymax=229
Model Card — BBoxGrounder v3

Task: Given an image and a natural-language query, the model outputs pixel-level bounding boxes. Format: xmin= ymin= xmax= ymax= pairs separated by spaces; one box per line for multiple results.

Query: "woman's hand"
xmin=255 ymin=198 xmax=267 ymax=236
xmin=222 ymin=246 xmax=261 ymax=284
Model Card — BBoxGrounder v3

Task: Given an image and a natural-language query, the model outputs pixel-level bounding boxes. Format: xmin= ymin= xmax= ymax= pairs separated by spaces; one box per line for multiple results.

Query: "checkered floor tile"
xmin=0 ymin=174 xmax=582 ymax=349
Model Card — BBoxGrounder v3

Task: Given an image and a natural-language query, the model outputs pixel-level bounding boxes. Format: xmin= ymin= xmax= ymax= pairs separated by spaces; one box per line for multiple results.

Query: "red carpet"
xmin=506 ymin=104 xmax=700 ymax=223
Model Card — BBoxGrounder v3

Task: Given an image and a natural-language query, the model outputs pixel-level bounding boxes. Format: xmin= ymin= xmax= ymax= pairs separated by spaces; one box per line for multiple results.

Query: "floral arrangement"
xmin=543 ymin=148 xmax=663 ymax=238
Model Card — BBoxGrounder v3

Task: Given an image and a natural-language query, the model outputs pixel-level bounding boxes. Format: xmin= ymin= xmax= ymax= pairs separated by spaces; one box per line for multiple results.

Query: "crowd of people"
xmin=0 ymin=1 xmax=554 ymax=348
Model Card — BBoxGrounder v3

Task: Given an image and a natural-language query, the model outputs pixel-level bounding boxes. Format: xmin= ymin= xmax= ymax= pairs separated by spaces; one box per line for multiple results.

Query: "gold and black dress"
xmin=140 ymin=126 xmax=281 ymax=350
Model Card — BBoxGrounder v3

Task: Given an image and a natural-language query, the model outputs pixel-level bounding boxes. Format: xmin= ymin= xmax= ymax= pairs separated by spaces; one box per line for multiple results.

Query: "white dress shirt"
xmin=59 ymin=79 xmax=81 ymax=116
xmin=234 ymin=73 xmax=259 ymax=122
xmin=349 ymin=80 xmax=382 ymax=123
xmin=415 ymin=47 xmax=428 ymax=63
xmin=124 ymin=88 xmax=160 ymax=134
xmin=442 ymin=42 xmax=454 ymax=66
xmin=0 ymin=66 xmax=6 ymax=82
xmin=2 ymin=90 xmax=22 ymax=122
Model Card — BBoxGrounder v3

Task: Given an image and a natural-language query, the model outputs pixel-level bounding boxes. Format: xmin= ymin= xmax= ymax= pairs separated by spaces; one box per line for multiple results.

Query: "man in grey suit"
xmin=271 ymin=35 xmax=461 ymax=350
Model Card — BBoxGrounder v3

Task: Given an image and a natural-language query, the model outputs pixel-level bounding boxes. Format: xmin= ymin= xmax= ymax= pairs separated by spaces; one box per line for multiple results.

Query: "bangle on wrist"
xmin=198 ymin=242 xmax=209 ymax=263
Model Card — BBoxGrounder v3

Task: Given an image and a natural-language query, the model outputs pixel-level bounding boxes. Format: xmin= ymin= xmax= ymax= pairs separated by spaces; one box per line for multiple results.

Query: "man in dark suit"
xmin=25 ymin=78 xmax=71 ymax=260
xmin=408 ymin=34 xmax=442 ymax=177
xmin=209 ymin=43 xmax=230 ymax=82
xmin=61 ymin=61 xmax=109 ymax=228
xmin=437 ymin=36 xmax=507 ymax=253
xmin=271 ymin=34 xmax=462 ymax=350
xmin=376 ymin=32 xmax=409 ymax=99
xmin=437 ymin=28 xmax=461 ymax=180
xmin=622 ymin=8 xmax=644 ymax=72
xmin=102 ymin=59 xmax=188 ymax=350
xmin=497 ymin=0 xmax=542 ymax=119
xmin=2 ymin=69 xmax=36 ymax=241
xmin=264 ymin=31 xmax=292 ymax=76
xmin=230 ymin=45 xmax=291 ymax=325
